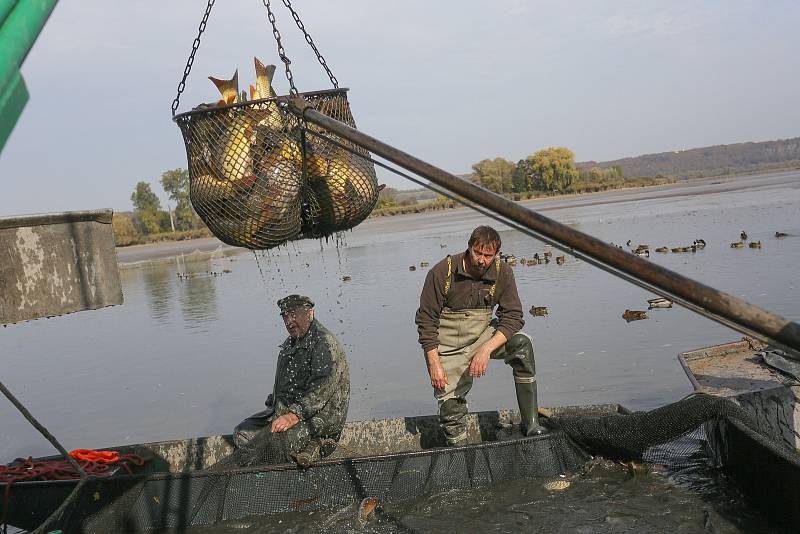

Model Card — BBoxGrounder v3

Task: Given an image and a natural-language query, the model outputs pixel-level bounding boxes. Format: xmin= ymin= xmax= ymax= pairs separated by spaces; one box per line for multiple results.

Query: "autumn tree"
xmin=112 ymin=213 xmax=140 ymax=246
xmin=377 ymin=186 xmax=398 ymax=209
xmin=512 ymin=159 xmax=532 ymax=192
xmin=471 ymin=157 xmax=515 ymax=194
xmin=131 ymin=181 xmax=162 ymax=235
xmin=517 ymin=147 xmax=579 ymax=192
xmin=160 ymin=168 xmax=196 ymax=231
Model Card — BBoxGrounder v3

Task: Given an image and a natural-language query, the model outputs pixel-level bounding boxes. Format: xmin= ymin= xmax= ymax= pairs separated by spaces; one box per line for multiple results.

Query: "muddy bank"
xmin=116 ymin=237 xmax=243 ymax=268
xmin=115 ymin=170 xmax=798 ymax=267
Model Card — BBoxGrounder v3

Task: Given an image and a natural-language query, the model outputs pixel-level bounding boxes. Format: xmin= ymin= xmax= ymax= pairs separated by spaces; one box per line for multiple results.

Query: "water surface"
xmin=1 ymin=171 xmax=799 ymax=531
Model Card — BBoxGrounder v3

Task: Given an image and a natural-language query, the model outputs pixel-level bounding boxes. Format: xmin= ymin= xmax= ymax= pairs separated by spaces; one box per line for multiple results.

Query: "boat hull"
xmin=2 ymin=406 xmax=621 ymax=531
xmin=681 ymin=339 xmax=800 ymax=531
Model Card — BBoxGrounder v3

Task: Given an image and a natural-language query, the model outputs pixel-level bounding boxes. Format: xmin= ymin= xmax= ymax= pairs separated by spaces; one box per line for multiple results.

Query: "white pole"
xmin=167 ymin=203 xmax=176 ymax=232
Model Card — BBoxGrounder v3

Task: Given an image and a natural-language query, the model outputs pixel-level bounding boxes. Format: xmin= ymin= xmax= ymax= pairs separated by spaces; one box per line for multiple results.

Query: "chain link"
xmin=280 ymin=0 xmax=339 ymax=88
xmin=171 ymin=0 xmax=216 ymax=116
xmin=263 ymin=0 xmax=299 ymax=97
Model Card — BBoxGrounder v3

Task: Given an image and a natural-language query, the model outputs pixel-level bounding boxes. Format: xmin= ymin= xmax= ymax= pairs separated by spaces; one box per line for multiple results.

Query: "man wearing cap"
xmin=232 ymin=295 xmax=350 ymax=464
xmin=415 ymin=225 xmax=545 ymax=446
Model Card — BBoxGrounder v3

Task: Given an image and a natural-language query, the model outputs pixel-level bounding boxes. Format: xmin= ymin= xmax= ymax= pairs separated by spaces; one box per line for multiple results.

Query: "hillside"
xmin=580 ymin=137 xmax=800 ymax=178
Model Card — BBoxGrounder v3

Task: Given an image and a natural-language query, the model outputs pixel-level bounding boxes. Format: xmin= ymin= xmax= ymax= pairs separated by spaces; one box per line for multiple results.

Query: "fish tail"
xmin=209 ymin=69 xmax=239 ymax=102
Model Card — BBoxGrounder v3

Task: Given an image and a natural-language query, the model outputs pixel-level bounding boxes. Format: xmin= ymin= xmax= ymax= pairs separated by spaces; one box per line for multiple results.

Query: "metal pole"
xmin=0 ymin=380 xmax=87 ymax=478
xmin=289 ymin=97 xmax=800 ymax=356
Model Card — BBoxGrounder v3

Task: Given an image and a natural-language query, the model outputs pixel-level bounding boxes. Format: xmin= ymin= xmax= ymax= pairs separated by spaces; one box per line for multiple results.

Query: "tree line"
xmin=113 ymin=169 xmax=209 ymax=246
xmin=470 ymin=147 xmax=629 ymax=195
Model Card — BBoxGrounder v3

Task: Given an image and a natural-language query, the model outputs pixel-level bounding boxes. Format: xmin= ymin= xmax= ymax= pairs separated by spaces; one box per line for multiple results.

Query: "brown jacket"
xmin=415 ymin=251 xmax=524 ymax=352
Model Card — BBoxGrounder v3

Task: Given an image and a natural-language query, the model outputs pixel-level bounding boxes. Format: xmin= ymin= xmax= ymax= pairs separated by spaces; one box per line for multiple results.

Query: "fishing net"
xmin=15 ymin=393 xmax=800 ymax=532
xmin=174 ymin=89 xmax=379 ymax=250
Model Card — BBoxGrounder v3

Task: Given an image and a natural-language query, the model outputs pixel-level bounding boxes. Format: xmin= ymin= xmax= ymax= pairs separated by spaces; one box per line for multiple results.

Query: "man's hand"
xmin=271 ymin=412 xmax=300 ymax=433
xmin=469 ymin=344 xmax=492 ymax=377
xmin=426 ymin=349 xmax=448 ymax=390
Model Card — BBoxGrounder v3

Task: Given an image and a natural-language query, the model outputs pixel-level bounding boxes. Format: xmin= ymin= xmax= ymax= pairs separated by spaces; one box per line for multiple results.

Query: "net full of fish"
xmin=174 ymin=57 xmax=379 ymax=250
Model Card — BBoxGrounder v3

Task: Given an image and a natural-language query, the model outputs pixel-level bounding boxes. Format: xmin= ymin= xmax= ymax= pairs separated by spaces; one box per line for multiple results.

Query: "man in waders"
xmin=415 ymin=226 xmax=545 ymax=446
xmin=232 ymin=295 xmax=350 ymax=464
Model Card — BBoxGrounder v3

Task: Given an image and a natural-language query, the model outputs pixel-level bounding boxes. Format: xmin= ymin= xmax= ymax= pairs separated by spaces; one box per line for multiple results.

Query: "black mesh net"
xmin=548 ymin=392 xmax=766 ymax=463
xmin=174 ymin=89 xmax=379 ymax=250
xmin=13 ymin=393 xmax=800 ymax=532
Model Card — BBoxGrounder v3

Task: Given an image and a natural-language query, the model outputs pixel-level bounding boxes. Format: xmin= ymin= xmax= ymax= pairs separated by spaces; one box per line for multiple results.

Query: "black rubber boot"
xmin=515 ymin=378 xmax=546 ymax=436
xmin=505 ymin=334 xmax=547 ymax=436
xmin=439 ymin=397 xmax=469 ymax=445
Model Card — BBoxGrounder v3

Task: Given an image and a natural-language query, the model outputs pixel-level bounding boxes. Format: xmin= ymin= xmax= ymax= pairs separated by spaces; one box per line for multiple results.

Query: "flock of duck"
xmin=176 ymin=269 xmax=232 ymax=280
xmin=409 ymin=228 xmax=791 ymax=323
xmin=616 ymin=229 xmax=789 ymax=322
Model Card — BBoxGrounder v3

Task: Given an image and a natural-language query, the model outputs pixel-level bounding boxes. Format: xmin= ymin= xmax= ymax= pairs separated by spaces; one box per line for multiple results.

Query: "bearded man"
xmin=415 ymin=226 xmax=545 ymax=445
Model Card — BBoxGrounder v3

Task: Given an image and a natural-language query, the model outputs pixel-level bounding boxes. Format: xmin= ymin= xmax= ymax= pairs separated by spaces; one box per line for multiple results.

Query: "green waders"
xmin=435 ymin=308 xmax=545 ymax=445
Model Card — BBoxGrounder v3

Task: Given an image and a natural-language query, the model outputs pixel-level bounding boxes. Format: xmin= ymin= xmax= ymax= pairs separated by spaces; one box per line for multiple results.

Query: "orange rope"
xmin=1 ymin=450 xmax=145 ymax=529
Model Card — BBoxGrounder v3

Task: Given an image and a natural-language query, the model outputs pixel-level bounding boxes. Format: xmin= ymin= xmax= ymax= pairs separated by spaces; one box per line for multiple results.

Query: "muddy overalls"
xmin=436 ymin=256 xmax=544 ymax=445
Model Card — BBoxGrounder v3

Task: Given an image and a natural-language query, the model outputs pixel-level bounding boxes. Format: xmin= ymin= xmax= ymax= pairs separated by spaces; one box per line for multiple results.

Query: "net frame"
xmin=173 ymin=89 xmax=379 ymax=250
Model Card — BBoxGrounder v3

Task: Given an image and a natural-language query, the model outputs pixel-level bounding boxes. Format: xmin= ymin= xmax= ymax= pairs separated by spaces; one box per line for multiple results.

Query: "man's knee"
xmin=233 ymin=410 xmax=272 ymax=448
xmin=504 ymin=333 xmax=536 ymax=377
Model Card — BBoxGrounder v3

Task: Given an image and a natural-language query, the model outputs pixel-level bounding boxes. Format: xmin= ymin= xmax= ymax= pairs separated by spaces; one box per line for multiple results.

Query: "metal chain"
xmin=171 ymin=0 xmax=215 ymax=116
xmin=280 ymin=0 xmax=339 ymax=88
xmin=263 ymin=0 xmax=299 ymax=97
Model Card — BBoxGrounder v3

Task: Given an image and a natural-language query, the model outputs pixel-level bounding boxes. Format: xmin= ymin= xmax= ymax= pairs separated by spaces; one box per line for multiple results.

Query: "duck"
xmin=748 ymin=241 xmax=762 ymax=249
xmin=775 ymin=232 xmax=788 ymax=238
xmin=420 ymin=261 xmax=429 ymax=267
xmin=655 ymin=246 xmax=670 ymax=253
xmin=408 ymin=265 xmax=416 ymax=271
xmin=622 ymin=309 xmax=648 ymax=322
xmin=633 ymin=249 xmax=650 ymax=258
xmin=530 ymin=306 xmax=549 ymax=317
xmin=626 ymin=240 xmax=632 ymax=246
xmin=730 ymin=242 xmax=745 ymax=249
xmin=671 ymin=247 xmax=682 ymax=253
xmin=741 ymin=231 xmax=748 ymax=240
xmin=693 ymin=239 xmax=707 ymax=249
xmin=527 ymin=259 xmax=536 ymax=266
xmin=342 ymin=275 xmax=352 ymax=282
xmin=647 ymin=297 xmax=673 ymax=309
xmin=556 ymin=256 xmax=566 ymax=265
xmin=543 ymin=251 xmax=553 ymax=258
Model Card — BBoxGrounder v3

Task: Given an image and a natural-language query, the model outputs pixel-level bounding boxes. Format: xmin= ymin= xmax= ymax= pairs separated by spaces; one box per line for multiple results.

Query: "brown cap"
xmin=277 ymin=294 xmax=314 ymax=313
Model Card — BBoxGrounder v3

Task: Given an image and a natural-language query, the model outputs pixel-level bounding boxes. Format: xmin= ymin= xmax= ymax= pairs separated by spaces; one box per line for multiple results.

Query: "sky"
xmin=1 ymin=0 xmax=799 ymax=215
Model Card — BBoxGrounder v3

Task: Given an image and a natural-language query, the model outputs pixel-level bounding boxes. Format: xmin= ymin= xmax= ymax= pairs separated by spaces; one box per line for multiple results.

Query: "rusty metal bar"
xmin=289 ymin=97 xmax=800 ymax=356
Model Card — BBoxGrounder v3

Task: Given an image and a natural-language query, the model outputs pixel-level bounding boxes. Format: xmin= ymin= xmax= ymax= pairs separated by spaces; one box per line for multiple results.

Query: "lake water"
xmin=2 ymin=171 xmax=799 ymax=531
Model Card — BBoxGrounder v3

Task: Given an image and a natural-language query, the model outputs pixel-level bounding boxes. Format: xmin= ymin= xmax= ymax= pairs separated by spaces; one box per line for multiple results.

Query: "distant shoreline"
xmin=116 ymin=169 xmax=799 ymax=267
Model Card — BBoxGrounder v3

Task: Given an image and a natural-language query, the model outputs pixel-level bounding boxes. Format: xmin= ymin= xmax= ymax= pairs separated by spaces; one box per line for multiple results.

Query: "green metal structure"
xmin=0 ymin=0 xmax=58 ymax=154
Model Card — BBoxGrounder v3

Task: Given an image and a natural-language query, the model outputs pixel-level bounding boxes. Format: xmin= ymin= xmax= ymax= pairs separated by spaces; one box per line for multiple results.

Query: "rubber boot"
xmin=439 ymin=397 xmax=469 ymax=446
xmin=504 ymin=333 xmax=547 ymax=436
xmin=514 ymin=377 xmax=546 ymax=436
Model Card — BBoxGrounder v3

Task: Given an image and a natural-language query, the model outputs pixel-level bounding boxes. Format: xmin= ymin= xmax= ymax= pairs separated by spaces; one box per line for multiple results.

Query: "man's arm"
xmin=425 ymin=348 xmax=448 ymax=389
xmin=286 ymin=332 xmax=345 ymax=422
xmin=494 ymin=264 xmax=524 ymax=340
xmin=468 ymin=330 xmax=507 ymax=377
xmin=416 ymin=265 xmax=446 ymax=352
xmin=416 ymin=262 xmax=448 ymax=389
